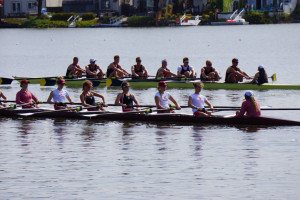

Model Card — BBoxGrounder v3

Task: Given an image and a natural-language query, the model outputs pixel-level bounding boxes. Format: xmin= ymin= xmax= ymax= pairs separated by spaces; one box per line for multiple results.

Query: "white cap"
xmin=245 ymin=91 xmax=254 ymax=97
xmin=90 ymin=58 xmax=96 ymax=63
xmin=258 ymin=65 xmax=264 ymax=70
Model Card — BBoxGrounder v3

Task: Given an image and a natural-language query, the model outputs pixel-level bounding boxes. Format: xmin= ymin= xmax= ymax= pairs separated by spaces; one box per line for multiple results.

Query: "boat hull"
xmin=109 ymin=78 xmax=300 ymax=90
xmin=1 ymin=109 xmax=300 ymax=126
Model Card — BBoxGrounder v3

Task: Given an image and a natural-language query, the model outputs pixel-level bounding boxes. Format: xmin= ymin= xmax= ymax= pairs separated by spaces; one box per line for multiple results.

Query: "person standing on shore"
xmin=225 ymin=58 xmax=251 ymax=83
xmin=66 ymin=57 xmax=86 ymax=76
xmin=107 ymin=55 xmax=131 ymax=78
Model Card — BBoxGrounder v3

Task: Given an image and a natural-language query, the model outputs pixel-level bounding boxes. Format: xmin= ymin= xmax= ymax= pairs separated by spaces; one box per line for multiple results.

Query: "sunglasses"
xmin=122 ymin=86 xmax=130 ymax=88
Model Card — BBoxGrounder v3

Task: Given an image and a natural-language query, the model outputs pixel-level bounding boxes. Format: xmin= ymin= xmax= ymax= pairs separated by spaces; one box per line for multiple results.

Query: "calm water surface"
xmin=1 ymin=24 xmax=300 ymax=199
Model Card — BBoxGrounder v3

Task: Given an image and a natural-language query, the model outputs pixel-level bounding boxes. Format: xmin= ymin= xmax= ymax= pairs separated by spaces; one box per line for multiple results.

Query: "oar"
xmin=17 ymin=105 xmax=91 ymax=116
xmin=13 ymin=75 xmax=87 ymax=80
xmin=0 ymin=77 xmax=14 ymax=85
xmin=40 ymin=77 xmax=106 ymax=86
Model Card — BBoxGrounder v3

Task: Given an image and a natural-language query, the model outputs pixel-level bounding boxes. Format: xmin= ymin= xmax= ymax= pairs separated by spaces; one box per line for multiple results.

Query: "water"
xmin=1 ymin=24 xmax=300 ymax=199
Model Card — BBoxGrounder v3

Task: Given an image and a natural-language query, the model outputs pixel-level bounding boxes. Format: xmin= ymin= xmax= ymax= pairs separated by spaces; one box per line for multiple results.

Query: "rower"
xmin=131 ymin=57 xmax=149 ymax=79
xmin=156 ymin=59 xmax=177 ymax=78
xmin=177 ymin=57 xmax=197 ymax=78
xmin=85 ymin=59 xmax=105 ymax=79
xmin=115 ymin=81 xmax=140 ymax=112
xmin=0 ymin=89 xmax=7 ymax=108
xmin=107 ymin=55 xmax=131 ymax=78
xmin=155 ymin=81 xmax=181 ymax=113
xmin=249 ymin=65 xmax=268 ymax=85
xmin=16 ymin=79 xmax=39 ymax=109
xmin=47 ymin=77 xmax=74 ymax=110
xmin=188 ymin=82 xmax=214 ymax=117
xmin=235 ymin=91 xmax=261 ymax=117
xmin=80 ymin=80 xmax=107 ymax=111
xmin=66 ymin=57 xmax=86 ymax=77
xmin=200 ymin=60 xmax=222 ymax=82
xmin=225 ymin=58 xmax=251 ymax=83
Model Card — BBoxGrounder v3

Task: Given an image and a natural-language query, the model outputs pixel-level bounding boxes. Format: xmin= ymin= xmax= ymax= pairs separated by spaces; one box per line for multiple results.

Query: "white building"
xmin=3 ymin=0 xmax=46 ymax=17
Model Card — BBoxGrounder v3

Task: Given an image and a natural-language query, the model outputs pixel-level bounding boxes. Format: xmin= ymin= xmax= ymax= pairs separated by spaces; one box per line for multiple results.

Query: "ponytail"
xmin=249 ymin=96 xmax=259 ymax=112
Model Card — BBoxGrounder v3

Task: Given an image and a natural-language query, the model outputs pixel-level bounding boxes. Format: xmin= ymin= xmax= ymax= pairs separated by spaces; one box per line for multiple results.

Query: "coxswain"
xmin=115 ymin=81 xmax=140 ymax=112
xmin=155 ymin=81 xmax=181 ymax=113
xmin=0 ymin=89 xmax=7 ymax=108
xmin=156 ymin=59 xmax=177 ymax=78
xmin=107 ymin=55 xmax=131 ymax=78
xmin=47 ymin=77 xmax=74 ymax=110
xmin=131 ymin=57 xmax=149 ymax=79
xmin=235 ymin=91 xmax=261 ymax=118
xmin=225 ymin=58 xmax=251 ymax=83
xmin=200 ymin=60 xmax=222 ymax=81
xmin=188 ymin=82 xmax=214 ymax=117
xmin=16 ymin=79 xmax=39 ymax=109
xmin=249 ymin=65 xmax=268 ymax=85
xmin=80 ymin=80 xmax=107 ymax=111
xmin=66 ymin=57 xmax=86 ymax=77
xmin=177 ymin=57 xmax=197 ymax=78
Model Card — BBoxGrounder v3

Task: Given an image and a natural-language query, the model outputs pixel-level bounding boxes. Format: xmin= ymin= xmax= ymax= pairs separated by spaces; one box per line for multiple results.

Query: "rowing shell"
xmin=108 ymin=78 xmax=300 ymax=90
xmin=1 ymin=109 xmax=300 ymax=126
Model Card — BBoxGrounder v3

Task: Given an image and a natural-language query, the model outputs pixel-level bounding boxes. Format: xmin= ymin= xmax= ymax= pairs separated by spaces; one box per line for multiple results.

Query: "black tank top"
xmin=121 ymin=93 xmax=133 ymax=111
xmin=85 ymin=94 xmax=95 ymax=106
xmin=134 ymin=65 xmax=144 ymax=73
xmin=181 ymin=65 xmax=190 ymax=74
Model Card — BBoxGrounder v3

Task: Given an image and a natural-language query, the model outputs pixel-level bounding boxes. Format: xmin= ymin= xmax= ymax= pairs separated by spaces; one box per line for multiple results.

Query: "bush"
xmin=244 ymin=11 xmax=265 ymax=24
xmin=127 ymin=16 xmax=155 ymax=27
xmin=51 ymin=12 xmax=79 ymax=21
xmin=37 ymin=15 xmax=50 ymax=20
xmin=76 ymin=19 xmax=98 ymax=27
xmin=82 ymin=12 xmax=96 ymax=21
xmin=99 ymin=16 xmax=110 ymax=24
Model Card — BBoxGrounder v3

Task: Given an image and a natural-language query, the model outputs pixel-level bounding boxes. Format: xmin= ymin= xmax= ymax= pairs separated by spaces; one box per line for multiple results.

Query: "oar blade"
xmin=40 ymin=78 xmax=56 ymax=86
xmin=0 ymin=77 xmax=13 ymax=85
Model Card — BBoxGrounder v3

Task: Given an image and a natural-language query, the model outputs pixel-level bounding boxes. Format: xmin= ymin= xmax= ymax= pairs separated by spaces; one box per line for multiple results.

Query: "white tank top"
xmin=52 ymin=89 xmax=69 ymax=103
xmin=189 ymin=93 xmax=207 ymax=112
xmin=155 ymin=91 xmax=171 ymax=108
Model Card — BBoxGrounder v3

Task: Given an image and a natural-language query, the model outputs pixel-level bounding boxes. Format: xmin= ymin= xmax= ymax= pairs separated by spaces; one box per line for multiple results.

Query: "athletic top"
xmin=16 ymin=90 xmax=38 ymax=104
xmin=155 ymin=92 xmax=171 ymax=108
xmin=189 ymin=93 xmax=207 ymax=113
xmin=107 ymin=62 xmax=121 ymax=77
xmin=256 ymin=71 xmax=268 ymax=85
xmin=52 ymin=89 xmax=69 ymax=103
xmin=66 ymin=64 xmax=75 ymax=76
xmin=200 ymin=67 xmax=215 ymax=80
xmin=85 ymin=94 xmax=95 ymax=106
xmin=156 ymin=67 xmax=170 ymax=78
xmin=178 ymin=65 xmax=193 ymax=75
xmin=120 ymin=93 xmax=134 ymax=112
xmin=86 ymin=64 xmax=99 ymax=78
xmin=236 ymin=99 xmax=261 ymax=117
xmin=134 ymin=65 xmax=144 ymax=73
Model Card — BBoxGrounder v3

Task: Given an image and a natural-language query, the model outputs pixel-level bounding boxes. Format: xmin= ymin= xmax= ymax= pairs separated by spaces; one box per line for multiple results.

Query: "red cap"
xmin=21 ymin=79 xmax=30 ymax=84
xmin=158 ymin=81 xmax=167 ymax=87
xmin=83 ymin=82 xmax=93 ymax=88
xmin=57 ymin=79 xmax=66 ymax=84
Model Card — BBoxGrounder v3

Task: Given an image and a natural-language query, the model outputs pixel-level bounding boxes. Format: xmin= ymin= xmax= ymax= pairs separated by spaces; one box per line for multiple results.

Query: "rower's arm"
xmin=0 ymin=91 xmax=7 ymax=101
xmin=47 ymin=91 xmax=54 ymax=104
xmin=115 ymin=93 xmax=126 ymax=107
xmin=131 ymin=65 xmax=138 ymax=76
xmin=66 ymin=96 xmax=74 ymax=104
xmin=92 ymin=92 xmax=107 ymax=106
xmin=132 ymin=94 xmax=140 ymax=106
xmin=86 ymin=66 xmax=96 ymax=75
xmin=169 ymin=95 xmax=181 ymax=110
xmin=188 ymin=96 xmax=197 ymax=109
xmin=205 ymin=100 xmax=214 ymax=110
xmin=80 ymin=94 xmax=90 ymax=107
